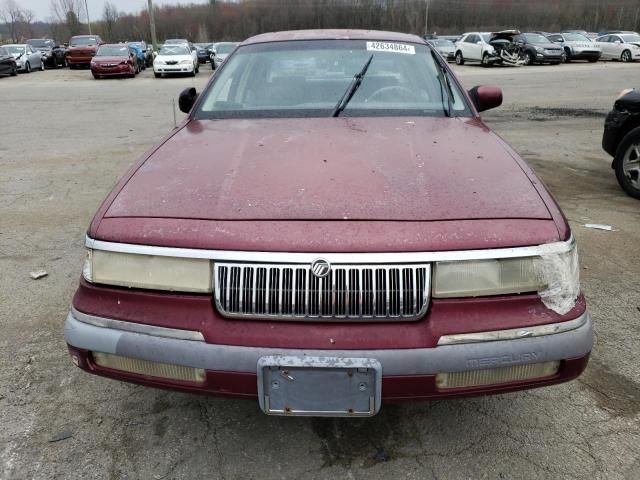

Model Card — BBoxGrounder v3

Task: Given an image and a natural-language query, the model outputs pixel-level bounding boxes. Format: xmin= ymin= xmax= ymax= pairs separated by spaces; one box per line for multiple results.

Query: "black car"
xmin=518 ymin=32 xmax=564 ymax=65
xmin=26 ymin=38 xmax=66 ymax=68
xmin=0 ymin=46 xmax=17 ymax=76
xmin=194 ymin=44 xmax=212 ymax=64
xmin=602 ymin=89 xmax=640 ymax=199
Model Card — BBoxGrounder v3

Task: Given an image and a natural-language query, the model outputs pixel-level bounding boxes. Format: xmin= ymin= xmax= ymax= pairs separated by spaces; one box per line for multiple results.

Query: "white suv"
xmin=455 ymin=32 xmax=496 ymax=66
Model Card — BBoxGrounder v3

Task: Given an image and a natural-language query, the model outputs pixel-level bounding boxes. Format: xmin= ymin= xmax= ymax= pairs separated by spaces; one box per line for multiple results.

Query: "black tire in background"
xmin=25 ymin=61 xmax=31 ymax=73
xmin=621 ymin=50 xmax=632 ymax=62
xmin=481 ymin=53 xmax=492 ymax=68
xmin=455 ymin=51 xmax=464 ymax=65
xmin=614 ymin=126 xmax=640 ymax=199
xmin=11 ymin=65 xmax=17 ymax=76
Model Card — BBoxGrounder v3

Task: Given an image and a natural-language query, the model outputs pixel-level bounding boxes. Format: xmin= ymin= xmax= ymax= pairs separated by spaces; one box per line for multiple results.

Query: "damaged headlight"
xmin=83 ymin=249 xmax=212 ymax=293
xmin=433 ymin=240 xmax=579 ymax=315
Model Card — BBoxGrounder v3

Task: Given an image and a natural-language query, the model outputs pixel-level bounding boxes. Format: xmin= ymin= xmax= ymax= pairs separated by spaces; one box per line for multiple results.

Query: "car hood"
xmin=105 ymin=117 xmax=552 ymax=222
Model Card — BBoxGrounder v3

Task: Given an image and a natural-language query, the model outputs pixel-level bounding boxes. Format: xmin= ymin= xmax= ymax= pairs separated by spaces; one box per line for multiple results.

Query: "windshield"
xmin=71 ymin=36 xmax=98 ymax=46
xmin=0 ymin=47 xmax=7 ymax=56
xmin=215 ymin=43 xmax=237 ymax=54
xmin=129 ymin=42 xmax=144 ymax=49
xmin=4 ymin=46 xmax=25 ymax=54
xmin=563 ymin=33 xmax=590 ymax=42
xmin=159 ymin=45 xmax=190 ymax=56
xmin=27 ymin=39 xmax=54 ymax=48
xmin=97 ymin=45 xmax=130 ymax=56
xmin=165 ymin=39 xmax=187 ymax=45
xmin=524 ymin=34 xmax=549 ymax=43
xmin=433 ymin=39 xmax=454 ymax=46
xmin=621 ymin=34 xmax=640 ymax=43
xmin=195 ymin=40 xmax=470 ymax=120
xmin=481 ymin=34 xmax=492 ymax=42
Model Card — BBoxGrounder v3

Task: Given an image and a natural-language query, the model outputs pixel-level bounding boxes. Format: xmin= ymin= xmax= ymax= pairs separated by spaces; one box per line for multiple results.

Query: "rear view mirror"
xmin=468 ymin=86 xmax=503 ymax=113
xmin=178 ymin=87 xmax=199 ymax=114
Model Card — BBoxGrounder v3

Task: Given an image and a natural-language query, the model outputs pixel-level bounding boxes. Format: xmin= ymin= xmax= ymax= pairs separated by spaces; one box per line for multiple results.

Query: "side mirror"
xmin=468 ymin=86 xmax=503 ymax=113
xmin=179 ymin=87 xmax=199 ymax=114
xmin=476 ymin=41 xmax=482 ymax=45
xmin=615 ymin=40 xmax=621 ymax=44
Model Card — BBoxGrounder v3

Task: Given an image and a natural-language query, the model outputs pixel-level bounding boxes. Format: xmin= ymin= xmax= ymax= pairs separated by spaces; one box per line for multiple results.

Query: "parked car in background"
xmin=153 ymin=44 xmax=199 ymax=77
xmin=602 ymin=89 xmax=640 ymax=199
xmin=26 ymin=38 xmax=67 ymax=68
xmin=3 ymin=44 xmax=44 ymax=73
xmin=596 ymin=33 xmax=640 ymax=62
xmin=439 ymin=35 xmax=460 ymax=43
xmin=518 ymin=33 xmax=563 ymax=65
xmin=65 ymin=29 xmax=592 ymax=418
xmin=128 ymin=41 xmax=153 ymax=67
xmin=0 ymin=46 xmax=17 ymax=76
xmin=127 ymin=43 xmax=146 ymax=73
xmin=428 ymin=38 xmax=455 ymax=61
xmin=90 ymin=44 xmax=137 ymax=79
xmin=67 ymin=35 xmax=104 ymax=68
xmin=547 ymin=32 xmax=602 ymax=62
xmin=164 ymin=38 xmax=190 ymax=46
xmin=194 ymin=44 xmax=211 ymax=64
xmin=210 ymin=42 xmax=238 ymax=69
xmin=454 ymin=32 xmax=494 ymax=65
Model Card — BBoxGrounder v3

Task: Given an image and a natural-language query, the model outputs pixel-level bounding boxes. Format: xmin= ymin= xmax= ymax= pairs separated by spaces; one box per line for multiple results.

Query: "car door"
xmin=26 ymin=45 xmax=39 ymax=68
xmin=462 ymin=34 xmax=479 ymax=61
xmin=609 ymin=35 xmax=623 ymax=59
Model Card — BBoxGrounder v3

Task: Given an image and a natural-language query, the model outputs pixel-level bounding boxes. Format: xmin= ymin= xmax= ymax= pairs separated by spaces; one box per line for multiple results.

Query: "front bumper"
xmin=91 ymin=65 xmax=132 ymax=76
xmin=65 ymin=308 xmax=593 ymax=402
xmin=154 ymin=64 xmax=194 ymax=74
xmin=535 ymin=52 xmax=563 ymax=63
xmin=569 ymin=49 xmax=602 ymax=61
xmin=68 ymin=56 xmax=93 ymax=65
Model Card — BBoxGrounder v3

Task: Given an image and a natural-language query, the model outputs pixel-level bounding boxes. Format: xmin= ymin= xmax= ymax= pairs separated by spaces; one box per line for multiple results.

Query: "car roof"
xmin=242 ymin=29 xmax=424 ymax=45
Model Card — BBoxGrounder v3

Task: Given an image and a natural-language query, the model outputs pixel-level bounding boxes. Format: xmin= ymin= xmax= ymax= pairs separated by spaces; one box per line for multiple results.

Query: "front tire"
xmin=524 ymin=52 xmax=535 ymax=65
xmin=455 ymin=51 xmax=464 ymax=65
xmin=11 ymin=65 xmax=17 ymax=76
xmin=614 ymin=126 xmax=640 ymax=199
xmin=621 ymin=50 xmax=632 ymax=63
xmin=154 ymin=72 xmax=161 ymax=78
xmin=25 ymin=61 xmax=31 ymax=73
xmin=481 ymin=53 xmax=491 ymax=68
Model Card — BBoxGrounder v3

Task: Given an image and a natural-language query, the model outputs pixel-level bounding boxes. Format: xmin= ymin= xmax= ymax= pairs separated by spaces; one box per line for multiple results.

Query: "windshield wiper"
xmin=430 ymin=50 xmax=454 ymax=118
xmin=332 ymin=54 xmax=374 ymax=118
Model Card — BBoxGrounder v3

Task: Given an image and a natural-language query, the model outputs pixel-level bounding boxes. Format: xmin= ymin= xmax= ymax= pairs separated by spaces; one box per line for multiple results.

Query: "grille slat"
xmin=215 ymin=263 xmax=430 ymax=321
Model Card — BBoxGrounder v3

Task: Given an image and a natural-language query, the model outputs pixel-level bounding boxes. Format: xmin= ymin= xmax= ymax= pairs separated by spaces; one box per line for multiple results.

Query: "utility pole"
xmin=84 ymin=0 xmax=91 ymax=34
xmin=424 ymin=0 xmax=430 ymax=36
xmin=148 ymin=0 xmax=159 ymax=52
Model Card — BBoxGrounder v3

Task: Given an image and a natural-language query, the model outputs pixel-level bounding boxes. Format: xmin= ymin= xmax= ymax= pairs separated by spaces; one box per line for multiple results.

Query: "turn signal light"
xmin=92 ymin=352 xmax=206 ymax=383
xmin=436 ymin=361 xmax=560 ymax=389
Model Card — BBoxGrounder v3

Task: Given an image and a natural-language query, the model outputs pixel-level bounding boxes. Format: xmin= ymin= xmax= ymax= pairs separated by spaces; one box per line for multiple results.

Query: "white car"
xmin=153 ymin=44 xmax=199 ymax=77
xmin=454 ymin=32 xmax=496 ymax=66
xmin=3 ymin=44 xmax=44 ymax=73
xmin=547 ymin=33 xmax=602 ymax=62
xmin=210 ymin=42 xmax=238 ymax=69
xmin=596 ymin=33 xmax=640 ymax=62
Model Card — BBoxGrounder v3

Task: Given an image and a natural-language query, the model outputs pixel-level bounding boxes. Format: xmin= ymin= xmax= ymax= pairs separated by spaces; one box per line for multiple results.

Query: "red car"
xmin=65 ymin=30 xmax=592 ymax=417
xmin=67 ymin=35 xmax=103 ymax=68
xmin=90 ymin=44 xmax=136 ymax=79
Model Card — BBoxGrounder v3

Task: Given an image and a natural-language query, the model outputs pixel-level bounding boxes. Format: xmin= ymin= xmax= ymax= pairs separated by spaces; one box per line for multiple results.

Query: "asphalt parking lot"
xmin=1 ymin=62 xmax=639 ymax=479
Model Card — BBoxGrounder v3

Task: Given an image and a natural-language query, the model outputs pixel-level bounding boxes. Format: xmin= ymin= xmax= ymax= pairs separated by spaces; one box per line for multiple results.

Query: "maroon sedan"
xmin=90 ymin=44 xmax=136 ymax=79
xmin=65 ymin=30 xmax=592 ymax=417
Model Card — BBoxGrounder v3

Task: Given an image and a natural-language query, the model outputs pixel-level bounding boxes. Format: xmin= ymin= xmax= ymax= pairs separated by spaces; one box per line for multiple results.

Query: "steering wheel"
xmin=364 ymin=85 xmax=421 ymax=103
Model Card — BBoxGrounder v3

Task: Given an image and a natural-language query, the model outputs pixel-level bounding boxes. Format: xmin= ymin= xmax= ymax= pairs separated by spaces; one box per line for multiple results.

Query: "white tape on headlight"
xmin=83 ymin=249 xmax=212 ymax=293
xmin=433 ymin=243 xmax=580 ymax=315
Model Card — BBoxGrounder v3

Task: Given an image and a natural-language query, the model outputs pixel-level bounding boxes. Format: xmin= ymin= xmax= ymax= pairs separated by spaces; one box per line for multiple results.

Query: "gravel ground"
xmin=0 ymin=61 xmax=639 ymax=480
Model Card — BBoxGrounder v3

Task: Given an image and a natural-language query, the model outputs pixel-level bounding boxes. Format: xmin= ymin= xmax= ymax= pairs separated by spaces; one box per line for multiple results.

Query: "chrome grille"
xmin=214 ymin=263 xmax=430 ymax=321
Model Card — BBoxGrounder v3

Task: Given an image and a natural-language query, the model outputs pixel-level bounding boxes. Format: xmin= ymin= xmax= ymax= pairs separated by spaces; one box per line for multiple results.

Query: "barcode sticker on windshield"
xmin=366 ymin=42 xmax=415 ymax=55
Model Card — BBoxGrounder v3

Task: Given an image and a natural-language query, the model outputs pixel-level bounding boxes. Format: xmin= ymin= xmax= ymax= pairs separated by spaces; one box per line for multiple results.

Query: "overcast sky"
xmin=21 ymin=0 xmax=209 ymax=22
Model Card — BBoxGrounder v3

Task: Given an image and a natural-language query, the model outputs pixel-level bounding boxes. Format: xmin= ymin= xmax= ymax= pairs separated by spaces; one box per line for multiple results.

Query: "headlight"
xmin=154 ymin=59 xmax=164 ymax=65
xmin=535 ymin=47 xmax=544 ymax=53
xmin=83 ymin=249 xmax=212 ymax=293
xmin=180 ymin=59 xmax=192 ymax=64
xmin=433 ymin=242 xmax=579 ymax=315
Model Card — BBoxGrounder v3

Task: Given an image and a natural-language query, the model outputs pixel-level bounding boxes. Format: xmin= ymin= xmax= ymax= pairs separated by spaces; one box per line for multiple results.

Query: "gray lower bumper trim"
xmin=64 ymin=312 xmax=593 ymax=376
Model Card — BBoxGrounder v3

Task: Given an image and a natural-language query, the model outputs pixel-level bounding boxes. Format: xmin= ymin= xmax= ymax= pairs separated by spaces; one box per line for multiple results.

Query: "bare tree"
xmin=50 ymin=0 xmax=84 ymax=38
xmin=102 ymin=2 xmax=119 ymax=41
xmin=0 ymin=0 xmax=26 ymax=42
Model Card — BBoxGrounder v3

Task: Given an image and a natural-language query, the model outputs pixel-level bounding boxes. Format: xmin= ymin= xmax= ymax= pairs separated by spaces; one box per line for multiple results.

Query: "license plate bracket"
xmin=257 ymin=356 xmax=382 ymax=417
